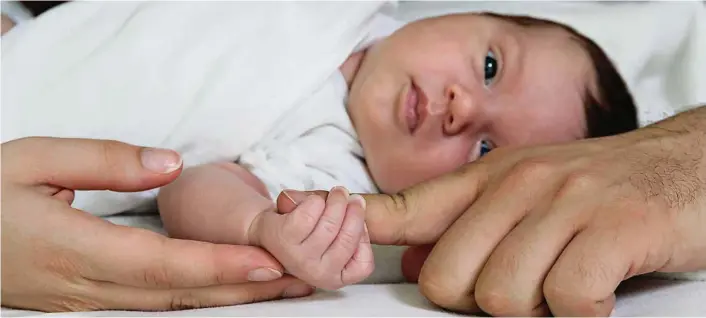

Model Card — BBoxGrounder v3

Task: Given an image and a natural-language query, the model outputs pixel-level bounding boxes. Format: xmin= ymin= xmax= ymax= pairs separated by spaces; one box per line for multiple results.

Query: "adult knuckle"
xmin=562 ymin=170 xmax=599 ymax=194
xmin=543 ymin=278 xmax=576 ymax=307
xmin=241 ymin=289 xmax=277 ymax=305
xmin=206 ymin=244 xmax=229 ymax=286
xmin=475 ymin=289 xmax=515 ymax=316
xmin=494 ymin=252 xmax=523 ymax=277
xmin=212 ymin=268 xmax=226 ymax=285
xmin=419 ymin=276 xmax=466 ymax=310
xmin=169 ymin=291 xmax=204 ymax=311
xmin=380 ymin=193 xmax=410 ymax=244
xmin=100 ymin=140 xmax=126 ymax=176
xmin=383 ymin=192 xmax=409 ymax=216
xmin=121 ymin=229 xmax=181 ymax=288
xmin=300 ymin=209 xmax=319 ymax=226
xmin=318 ymin=216 xmax=340 ymax=236
xmin=542 ymin=265 xmax=599 ymax=306
xmin=139 ymin=242 xmax=174 ymax=288
xmin=141 ymin=264 xmax=172 ymax=288
xmin=508 ymin=159 xmax=555 ymax=184
xmin=120 ymin=228 xmax=172 ymax=288
xmin=336 ymin=229 xmax=359 ymax=249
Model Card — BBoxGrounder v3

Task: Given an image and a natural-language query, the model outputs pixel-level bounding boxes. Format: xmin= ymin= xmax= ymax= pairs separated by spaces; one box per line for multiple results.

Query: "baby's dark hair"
xmin=482 ymin=12 xmax=639 ymax=138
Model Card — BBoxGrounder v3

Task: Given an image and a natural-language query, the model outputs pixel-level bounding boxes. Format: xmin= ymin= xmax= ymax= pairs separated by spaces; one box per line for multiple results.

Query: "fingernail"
xmin=140 ymin=148 xmax=182 ymax=174
xmin=283 ymin=283 xmax=314 ymax=298
xmin=349 ymin=194 xmax=366 ymax=210
xmin=331 ymin=186 xmax=350 ymax=197
xmin=247 ymin=267 xmax=282 ymax=282
xmin=282 ymin=189 xmax=308 ymax=205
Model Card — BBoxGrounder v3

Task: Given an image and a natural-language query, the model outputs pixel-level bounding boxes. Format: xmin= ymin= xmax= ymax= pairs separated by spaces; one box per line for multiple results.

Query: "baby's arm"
xmin=157 ymin=162 xmax=272 ymax=245
xmin=157 ymin=162 xmax=373 ymax=289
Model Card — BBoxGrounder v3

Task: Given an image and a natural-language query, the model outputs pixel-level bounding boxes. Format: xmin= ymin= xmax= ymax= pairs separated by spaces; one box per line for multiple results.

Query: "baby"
xmin=157 ymin=12 xmax=638 ymax=290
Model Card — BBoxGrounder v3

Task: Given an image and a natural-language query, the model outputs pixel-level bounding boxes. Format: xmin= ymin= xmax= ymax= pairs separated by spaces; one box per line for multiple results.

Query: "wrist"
xmin=247 ymin=209 xmax=271 ymax=247
xmin=644 ymin=105 xmax=706 ymax=135
xmin=622 ymin=107 xmax=706 ymax=273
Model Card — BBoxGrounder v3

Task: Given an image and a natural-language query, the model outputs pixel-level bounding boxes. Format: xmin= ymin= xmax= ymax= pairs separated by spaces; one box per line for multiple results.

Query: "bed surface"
xmin=4 ymin=279 xmax=706 ymax=316
xmin=4 ymin=214 xmax=705 ymax=316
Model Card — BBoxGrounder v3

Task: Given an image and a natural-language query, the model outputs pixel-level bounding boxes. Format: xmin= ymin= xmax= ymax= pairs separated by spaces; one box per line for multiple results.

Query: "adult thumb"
xmin=4 ymin=137 xmax=182 ymax=191
xmin=275 ymin=162 xmax=486 ymax=246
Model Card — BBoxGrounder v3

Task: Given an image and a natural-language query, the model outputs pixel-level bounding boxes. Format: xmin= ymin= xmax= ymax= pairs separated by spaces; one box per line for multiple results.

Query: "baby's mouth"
xmin=405 ymin=81 xmax=429 ymax=135
xmin=405 ymin=82 xmax=420 ymax=134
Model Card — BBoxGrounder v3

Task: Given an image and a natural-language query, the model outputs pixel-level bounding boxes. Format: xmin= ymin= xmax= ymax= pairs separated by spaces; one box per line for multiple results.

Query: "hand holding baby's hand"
xmin=249 ymin=187 xmax=373 ymax=290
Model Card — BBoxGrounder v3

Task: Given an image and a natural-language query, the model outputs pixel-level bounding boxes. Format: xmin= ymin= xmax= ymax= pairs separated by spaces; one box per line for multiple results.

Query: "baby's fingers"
xmin=342 ymin=227 xmax=374 ymax=285
xmin=326 ymin=195 xmax=374 ymax=286
xmin=281 ymin=195 xmax=326 ymax=244
xmin=301 ymin=187 xmax=349 ymax=254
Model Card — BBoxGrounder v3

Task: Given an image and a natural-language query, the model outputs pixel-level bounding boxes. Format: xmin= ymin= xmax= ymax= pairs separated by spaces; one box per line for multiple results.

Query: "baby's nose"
xmin=443 ymin=84 xmax=477 ymax=135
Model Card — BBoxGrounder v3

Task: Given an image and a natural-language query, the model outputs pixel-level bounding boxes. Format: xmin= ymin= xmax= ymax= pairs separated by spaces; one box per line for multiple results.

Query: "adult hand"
xmin=1 ymin=137 xmax=313 ymax=312
xmin=279 ymin=106 xmax=706 ymax=316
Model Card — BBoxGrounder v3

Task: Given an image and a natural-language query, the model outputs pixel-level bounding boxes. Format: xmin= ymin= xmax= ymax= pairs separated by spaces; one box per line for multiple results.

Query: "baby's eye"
xmin=484 ymin=50 xmax=498 ymax=86
xmin=479 ymin=140 xmax=494 ymax=157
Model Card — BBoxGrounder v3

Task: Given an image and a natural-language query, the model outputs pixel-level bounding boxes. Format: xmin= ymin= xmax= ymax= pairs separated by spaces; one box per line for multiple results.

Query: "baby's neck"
xmin=339 ymin=50 xmax=367 ymax=90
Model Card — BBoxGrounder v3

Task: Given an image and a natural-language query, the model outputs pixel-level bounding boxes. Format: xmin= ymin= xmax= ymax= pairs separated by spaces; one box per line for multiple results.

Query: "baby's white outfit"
xmin=237 ymin=14 xmax=403 ymax=199
xmin=238 ymin=71 xmax=377 ymax=199
xmin=47 ymin=12 xmax=404 ymax=217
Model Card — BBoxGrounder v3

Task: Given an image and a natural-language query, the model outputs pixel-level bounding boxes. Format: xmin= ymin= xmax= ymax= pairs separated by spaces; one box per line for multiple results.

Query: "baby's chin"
xmin=340 ymin=50 xmax=367 ymax=89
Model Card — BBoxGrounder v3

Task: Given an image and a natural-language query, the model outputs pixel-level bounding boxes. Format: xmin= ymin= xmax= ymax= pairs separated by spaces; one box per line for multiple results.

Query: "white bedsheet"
xmin=2 ymin=1 xmax=706 ymax=316
xmin=4 ymin=275 xmax=706 ymax=316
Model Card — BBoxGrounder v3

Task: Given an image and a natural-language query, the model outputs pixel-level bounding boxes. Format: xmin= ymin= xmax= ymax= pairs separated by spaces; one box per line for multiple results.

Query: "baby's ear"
xmin=275 ymin=190 xmax=329 ymax=214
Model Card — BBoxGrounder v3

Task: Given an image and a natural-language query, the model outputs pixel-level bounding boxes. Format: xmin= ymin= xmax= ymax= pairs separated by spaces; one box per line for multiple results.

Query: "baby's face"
xmin=348 ymin=13 xmax=593 ymax=193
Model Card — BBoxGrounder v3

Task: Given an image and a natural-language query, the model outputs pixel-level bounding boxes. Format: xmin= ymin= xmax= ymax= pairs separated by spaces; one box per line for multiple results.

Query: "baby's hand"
xmin=249 ymin=187 xmax=374 ymax=290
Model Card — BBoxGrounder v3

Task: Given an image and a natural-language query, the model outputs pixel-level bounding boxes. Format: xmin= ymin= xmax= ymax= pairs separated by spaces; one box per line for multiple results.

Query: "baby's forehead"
xmin=494 ymin=22 xmax=594 ymax=136
xmin=525 ymin=25 xmax=597 ymax=86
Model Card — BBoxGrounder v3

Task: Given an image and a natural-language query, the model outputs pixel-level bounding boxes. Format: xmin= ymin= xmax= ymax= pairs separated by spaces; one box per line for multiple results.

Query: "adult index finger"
xmin=277 ymin=162 xmax=489 ymax=246
xmin=2 ymin=137 xmax=182 ymax=191
xmin=79 ymin=213 xmax=287 ymax=288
